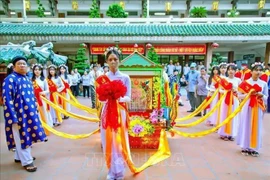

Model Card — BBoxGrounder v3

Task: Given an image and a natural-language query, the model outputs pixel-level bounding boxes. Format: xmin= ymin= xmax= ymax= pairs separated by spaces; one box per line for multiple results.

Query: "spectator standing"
xmin=186 ymin=63 xmax=199 ymax=112
xmin=167 ymin=60 xmax=175 ymax=76
xmin=183 ymin=63 xmax=190 ymax=78
xmin=81 ymin=71 xmax=90 ymax=98
xmin=195 ymin=67 xmax=209 ymax=116
xmin=89 ymin=65 xmax=100 ymax=108
xmin=70 ymin=70 xmax=78 ymax=96
xmin=197 ymin=61 xmax=204 ymax=71
xmin=74 ymin=68 xmax=81 ymax=96
xmin=175 ymin=62 xmax=182 ymax=75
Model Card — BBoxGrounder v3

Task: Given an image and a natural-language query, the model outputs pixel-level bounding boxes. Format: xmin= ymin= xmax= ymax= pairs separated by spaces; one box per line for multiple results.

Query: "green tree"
xmin=210 ymin=53 xmax=224 ymax=67
xmin=36 ymin=0 xmax=45 ymax=17
xmin=142 ymin=0 xmax=147 ymax=18
xmin=147 ymin=47 xmax=159 ymax=64
xmin=189 ymin=6 xmax=207 ymax=18
xmin=73 ymin=44 xmax=90 ymax=74
xmin=106 ymin=3 xmax=128 ymax=18
xmin=89 ymin=0 xmax=100 ymax=18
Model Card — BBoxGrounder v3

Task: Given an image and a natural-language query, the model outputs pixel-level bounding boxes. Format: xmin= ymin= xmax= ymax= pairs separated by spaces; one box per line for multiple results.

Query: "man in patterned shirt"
xmin=2 ymin=56 xmax=47 ymax=172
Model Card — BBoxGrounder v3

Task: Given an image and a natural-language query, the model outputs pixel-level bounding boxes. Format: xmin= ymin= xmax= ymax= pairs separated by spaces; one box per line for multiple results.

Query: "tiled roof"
xmin=0 ymin=23 xmax=269 ymax=36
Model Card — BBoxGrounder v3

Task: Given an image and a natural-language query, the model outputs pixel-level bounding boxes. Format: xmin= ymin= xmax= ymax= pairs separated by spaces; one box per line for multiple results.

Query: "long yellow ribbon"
xmin=55 ymin=92 xmax=97 ymax=115
xmin=52 ymin=93 xmax=63 ymax=123
xmin=38 ymin=106 xmax=50 ymax=136
xmin=40 ymin=119 xmax=100 ymax=139
xmin=175 ymin=89 xmax=219 ymax=122
xmin=41 ymin=96 xmax=100 ymax=122
xmin=224 ymin=91 xmax=234 ymax=134
xmin=250 ymin=97 xmax=259 ymax=148
xmin=103 ymin=103 xmax=171 ymax=174
xmin=171 ymin=91 xmax=252 ymax=138
xmin=67 ymin=89 xmax=79 ymax=104
xmin=175 ymin=92 xmax=226 ymax=128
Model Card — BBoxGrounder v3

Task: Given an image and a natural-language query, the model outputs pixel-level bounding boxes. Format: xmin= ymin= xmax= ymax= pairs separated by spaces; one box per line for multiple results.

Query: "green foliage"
xmin=106 ymin=3 xmax=128 ymax=18
xmin=147 ymin=47 xmax=159 ymax=64
xmin=227 ymin=7 xmax=240 ymax=17
xmin=142 ymin=0 xmax=147 ymax=18
xmin=189 ymin=6 xmax=207 ymax=18
xmin=89 ymin=0 xmax=100 ymax=18
xmin=209 ymin=53 xmax=224 ymax=71
xmin=74 ymin=44 xmax=90 ymax=75
xmin=35 ymin=0 xmax=46 ymax=17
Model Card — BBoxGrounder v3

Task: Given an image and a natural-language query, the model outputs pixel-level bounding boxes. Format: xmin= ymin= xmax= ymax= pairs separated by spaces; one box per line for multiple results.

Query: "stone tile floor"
xmin=0 ymin=96 xmax=269 ymax=180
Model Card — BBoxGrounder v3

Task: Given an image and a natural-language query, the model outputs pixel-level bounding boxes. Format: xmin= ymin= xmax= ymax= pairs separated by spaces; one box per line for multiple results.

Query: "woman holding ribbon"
xmin=217 ymin=64 xmax=241 ymax=141
xmin=237 ymin=63 xmax=268 ymax=157
xmin=47 ymin=65 xmax=65 ymax=126
xmin=59 ymin=65 xmax=72 ymax=119
xmin=96 ymin=47 xmax=131 ymax=180
xmin=32 ymin=64 xmax=53 ymax=134
xmin=206 ymin=66 xmax=221 ymax=126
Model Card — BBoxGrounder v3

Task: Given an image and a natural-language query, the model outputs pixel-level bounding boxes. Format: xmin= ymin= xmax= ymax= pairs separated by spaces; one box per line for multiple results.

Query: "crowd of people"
xmin=2 ymin=52 xmax=269 ymax=178
xmin=164 ymin=59 xmax=269 ymax=157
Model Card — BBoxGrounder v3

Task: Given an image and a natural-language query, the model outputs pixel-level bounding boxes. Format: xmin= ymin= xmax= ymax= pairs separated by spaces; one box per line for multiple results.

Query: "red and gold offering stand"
xmin=119 ymin=49 xmax=165 ymax=149
xmin=129 ymin=122 xmax=166 ymax=149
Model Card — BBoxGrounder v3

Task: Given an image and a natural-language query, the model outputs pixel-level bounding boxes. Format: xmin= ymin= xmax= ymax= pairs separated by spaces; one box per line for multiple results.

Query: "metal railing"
xmin=1 ymin=17 xmax=270 ymax=24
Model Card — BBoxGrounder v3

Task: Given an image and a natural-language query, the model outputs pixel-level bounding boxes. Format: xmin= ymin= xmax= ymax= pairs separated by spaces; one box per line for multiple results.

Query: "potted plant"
xmin=189 ymin=6 xmax=207 ymax=18
xmin=106 ymin=3 xmax=128 ymax=18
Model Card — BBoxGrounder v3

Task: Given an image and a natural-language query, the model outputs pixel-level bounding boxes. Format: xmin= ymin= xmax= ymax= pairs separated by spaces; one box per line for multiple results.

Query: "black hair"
xmin=208 ymin=66 xmax=220 ymax=86
xmin=59 ymin=66 xmax=68 ymax=80
xmin=226 ymin=65 xmax=237 ymax=76
xmin=200 ymin=67 xmax=206 ymax=71
xmin=251 ymin=64 xmax=263 ymax=71
xmin=105 ymin=48 xmax=120 ymax=60
xmin=47 ymin=66 xmax=58 ymax=79
xmin=32 ymin=65 xmax=45 ymax=81
xmin=220 ymin=65 xmax=227 ymax=69
xmin=173 ymin=69 xmax=178 ymax=73
xmin=227 ymin=65 xmax=237 ymax=71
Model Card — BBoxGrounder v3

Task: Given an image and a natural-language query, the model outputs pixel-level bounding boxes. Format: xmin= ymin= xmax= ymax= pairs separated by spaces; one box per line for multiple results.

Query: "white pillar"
xmin=147 ymin=0 xmax=149 ymax=18
xmin=22 ymin=0 xmax=27 ymax=21
xmin=205 ymin=43 xmax=213 ymax=72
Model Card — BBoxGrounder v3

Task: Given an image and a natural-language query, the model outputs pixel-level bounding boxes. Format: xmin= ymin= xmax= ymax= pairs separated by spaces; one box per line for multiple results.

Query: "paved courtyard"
xmin=0 ymin=96 xmax=270 ymax=180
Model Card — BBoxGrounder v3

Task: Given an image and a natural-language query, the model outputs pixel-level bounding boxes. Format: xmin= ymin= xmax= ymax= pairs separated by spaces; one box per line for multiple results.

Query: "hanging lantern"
xmin=258 ymin=0 xmax=265 ymax=9
xmin=212 ymin=1 xmax=219 ymax=11
xmin=134 ymin=44 xmax=138 ymax=52
xmin=72 ymin=0 xmax=78 ymax=11
xmin=25 ymin=0 xmax=31 ymax=11
xmin=165 ymin=2 xmax=172 ymax=12
xmin=119 ymin=1 xmax=125 ymax=9
xmin=211 ymin=43 xmax=219 ymax=49
xmin=146 ymin=43 xmax=152 ymax=49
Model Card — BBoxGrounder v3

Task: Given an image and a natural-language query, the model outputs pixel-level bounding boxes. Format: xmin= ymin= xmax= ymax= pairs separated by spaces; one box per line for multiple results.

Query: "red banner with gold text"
xmin=154 ymin=44 xmax=206 ymax=55
xmin=90 ymin=44 xmax=145 ymax=54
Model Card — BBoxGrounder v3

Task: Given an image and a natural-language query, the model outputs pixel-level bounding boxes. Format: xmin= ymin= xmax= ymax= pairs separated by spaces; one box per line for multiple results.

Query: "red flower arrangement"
xmin=96 ymin=76 xmax=127 ymax=131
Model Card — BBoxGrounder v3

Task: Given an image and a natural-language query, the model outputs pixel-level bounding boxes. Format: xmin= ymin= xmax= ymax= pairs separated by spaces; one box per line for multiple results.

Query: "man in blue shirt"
xmin=166 ymin=60 xmax=175 ymax=77
xmin=169 ymin=70 xmax=184 ymax=106
xmin=186 ymin=63 xmax=199 ymax=112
